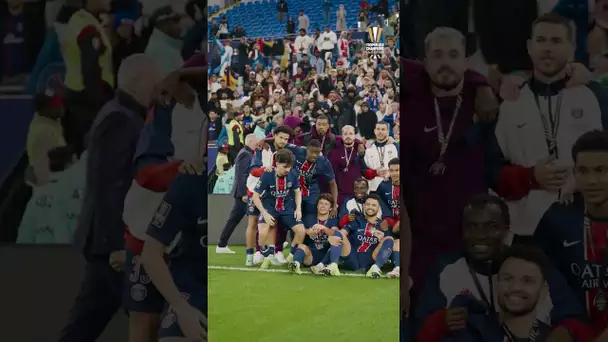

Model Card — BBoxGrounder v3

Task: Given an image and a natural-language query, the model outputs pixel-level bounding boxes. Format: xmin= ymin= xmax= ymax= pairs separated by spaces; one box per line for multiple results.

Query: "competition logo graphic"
xmin=366 ymin=26 xmax=384 ymax=59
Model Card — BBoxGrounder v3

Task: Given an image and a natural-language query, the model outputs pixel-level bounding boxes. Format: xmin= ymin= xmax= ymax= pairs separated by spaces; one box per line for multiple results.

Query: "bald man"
xmin=59 ymin=54 xmax=165 ymax=342
xmin=216 ymin=134 xmax=259 ymax=254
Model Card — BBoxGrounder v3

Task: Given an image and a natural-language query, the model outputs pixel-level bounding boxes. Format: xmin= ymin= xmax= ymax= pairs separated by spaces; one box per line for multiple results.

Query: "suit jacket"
xmin=73 ymin=91 xmax=146 ymax=257
xmin=230 ymin=146 xmax=253 ymax=198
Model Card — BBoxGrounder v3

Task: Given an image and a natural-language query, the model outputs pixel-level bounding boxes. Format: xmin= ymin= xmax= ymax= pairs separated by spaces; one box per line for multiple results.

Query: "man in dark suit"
xmin=216 ymin=134 xmax=259 ymax=254
xmin=57 ymin=54 xmax=165 ymax=342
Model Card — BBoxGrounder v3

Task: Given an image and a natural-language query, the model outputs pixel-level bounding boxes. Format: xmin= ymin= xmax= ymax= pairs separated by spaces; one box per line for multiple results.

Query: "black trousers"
xmin=63 ymin=91 xmax=103 ymax=157
xmin=227 ymin=146 xmax=240 ymax=165
xmin=218 ymin=197 xmax=247 ymax=247
xmin=57 ymin=257 xmax=123 ymax=342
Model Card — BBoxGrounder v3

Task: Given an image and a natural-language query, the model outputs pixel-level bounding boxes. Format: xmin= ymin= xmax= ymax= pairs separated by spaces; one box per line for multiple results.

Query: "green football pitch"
xmin=208 ymin=246 xmax=399 ymax=342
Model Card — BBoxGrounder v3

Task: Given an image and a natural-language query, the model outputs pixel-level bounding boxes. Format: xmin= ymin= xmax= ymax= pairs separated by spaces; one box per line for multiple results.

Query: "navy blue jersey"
xmin=146 ymin=173 xmax=206 ymax=280
xmin=293 ymin=150 xmax=335 ymax=202
xmin=302 ymin=215 xmax=338 ymax=250
xmin=344 ymin=216 xmax=383 ymax=257
xmin=517 ymin=195 xmax=608 ymax=331
xmin=254 ymin=169 xmax=300 ymax=214
xmin=376 ymin=180 xmax=400 ymax=219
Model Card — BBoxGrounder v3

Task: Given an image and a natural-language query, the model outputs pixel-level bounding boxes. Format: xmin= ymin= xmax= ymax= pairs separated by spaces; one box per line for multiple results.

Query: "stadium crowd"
xmin=400 ymin=0 xmax=608 ymax=342
xmin=1 ymin=0 xmax=207 ymax=341
xmin=208 ymin=0 xmax=402 ymax=280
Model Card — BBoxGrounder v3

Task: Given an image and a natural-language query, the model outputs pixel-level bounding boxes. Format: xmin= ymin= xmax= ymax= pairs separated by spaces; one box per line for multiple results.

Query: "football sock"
xmin=374 ymin=239 xmax=394 ymax=268
xmin=246 ymin=248 xmax=254 ymax=255
xmin=321 ymin=250 xmax=330 ymax=265
xmin=293 ymin=248 xmax=306 ymax=263
xmin=391 ymin=251 xmax=400 ymax=267
xmin=329 ymin=231 xmax=342 ymax=264
xmin=289 ymin=243 xmax=296 ymax=256
xmin=261 ymin=245 xmax=270 ymax=257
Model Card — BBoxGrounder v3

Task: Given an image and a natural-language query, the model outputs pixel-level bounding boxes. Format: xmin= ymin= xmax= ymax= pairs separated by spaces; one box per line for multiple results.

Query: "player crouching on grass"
xmin=251 ymin=149 xmax=307 ymax=269
xmin=288 ymin=193 xmax=339 ymax=275
xmin=319 ymin=194 xmax=396 ymax=278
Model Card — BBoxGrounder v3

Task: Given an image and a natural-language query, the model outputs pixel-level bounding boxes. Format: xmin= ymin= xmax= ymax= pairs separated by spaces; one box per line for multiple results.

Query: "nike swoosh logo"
xmin=562 ymin=240 xmax=580 ymax=247
xmin=197 ymin=218 xmax=207 ymax=225
xmin=424 ymin=126 xmax=437 ymax=133
xmin=516 ymin=123 xmax=528 ymax=128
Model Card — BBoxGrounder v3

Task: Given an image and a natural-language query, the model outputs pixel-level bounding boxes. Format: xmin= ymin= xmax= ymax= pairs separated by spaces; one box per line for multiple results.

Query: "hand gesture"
xmin=327 ymin=235 xmax=342 ymax=246
xmin=499 ymin=74 xmax=525 ymax=101
xmin=109 ymin=250 xmax=126 ymax=272
xmin=180 ymin=160 xmax=205 ymax=175
xmin=175 ymin=304 xmax=208 ymax=341
xmin=373 ymin=229 xmax=384 ymax=240
xmin=263 ymin=212 xmax=276 ymax=226
xmin=446 ymin=307 xmax=468 ymax=331
xmin=533 ymin=156 xmax=569 ymax=192
xmin=330 ymin=207 xmax=338 ymax=218
xmin=357 ymin=143 xmax=366 ymax=156
xmin=566 ymin=62 xmax=591 ymax=89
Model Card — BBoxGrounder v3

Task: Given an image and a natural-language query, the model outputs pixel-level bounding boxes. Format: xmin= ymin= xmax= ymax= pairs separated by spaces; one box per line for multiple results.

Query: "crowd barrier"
xmin=0 ymin=95 xmax=35 ymax=186
xmin=0 ymin=244 xmax=127 ymax=341
xmin=0 ymin=96 xmax=217 ymax=187
xmin=1 ymin=195 xmax=238 ymax=341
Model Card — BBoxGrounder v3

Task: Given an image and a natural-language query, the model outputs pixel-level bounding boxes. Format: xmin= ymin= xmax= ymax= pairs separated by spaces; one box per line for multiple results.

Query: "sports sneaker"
xmin=288 ymin=261 xmax=302 ymax=275
xmin=387 ymin=266 xmax=400 ymax=279
xmin=286 ymin=253 xmax=294 ymax=263
xmin=260 ymin=257 xmax=271 ymax=269
xmin=245 ymin=254 xmax=254 ymax=266
xmin=322 ymin=263 xmax=340 ymax=276
xmin=216 ymin=246 xmax=235 ymax=254
xmin=366 ymin=264 xmax=382 ymax=279
xmin=253 ymin=251 xmax=264 ymax=265
xmin=274 ymin=251 xmax=287 ymax=264
xmin=310 ymin=263 xmax=325 ymax=275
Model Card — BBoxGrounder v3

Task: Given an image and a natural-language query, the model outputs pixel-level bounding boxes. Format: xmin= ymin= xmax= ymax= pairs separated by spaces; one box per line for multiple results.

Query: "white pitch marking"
xmin=209 ymin=265 xmax=366 ymax=277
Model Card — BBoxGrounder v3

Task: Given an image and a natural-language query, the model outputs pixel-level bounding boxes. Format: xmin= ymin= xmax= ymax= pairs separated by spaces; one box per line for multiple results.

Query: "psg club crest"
xmin=594 ymin=292 xmax=608 ymax=311
xmin=571 ymin=108 xmax=584 ymax=119
xmin=36 ymin=63 xmax=66 ymax=96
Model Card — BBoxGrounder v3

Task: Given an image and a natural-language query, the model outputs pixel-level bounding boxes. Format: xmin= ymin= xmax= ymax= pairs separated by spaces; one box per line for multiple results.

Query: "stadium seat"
xmin=210 ymin=0 xmax=399 ymax=39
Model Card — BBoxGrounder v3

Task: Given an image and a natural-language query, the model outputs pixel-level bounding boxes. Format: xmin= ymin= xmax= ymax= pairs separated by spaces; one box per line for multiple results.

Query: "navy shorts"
xmin=259 ymin=211 xmax=302 ymax=231
xmin=302 ymin=200 xmax=317 ymax=216
xmin=247 ymin=197 xmax=260 ymax=216
xmin=158 ymin=270 xmax=207 ymax=339
xmin=123 ymin=249 xmax=165 ymax=313
xmin=308 ymin=245 xmax=329 ymax=265
xmin=340 ymin=249 xmax=374 ymax=271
